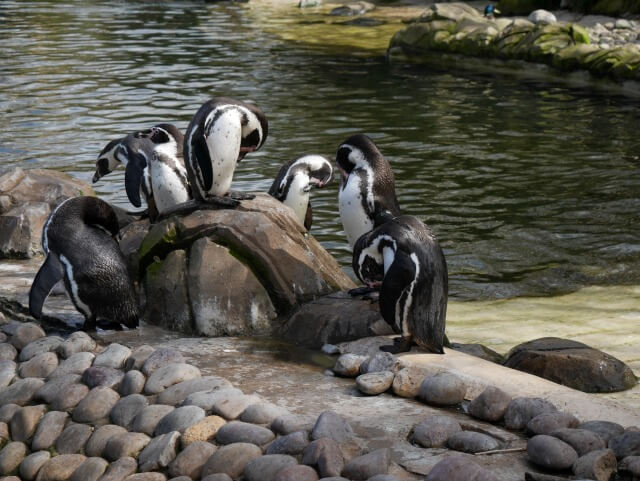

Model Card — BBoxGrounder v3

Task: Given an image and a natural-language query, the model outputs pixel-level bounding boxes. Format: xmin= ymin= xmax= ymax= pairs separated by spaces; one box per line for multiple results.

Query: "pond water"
xmin=2 ymin=0 xmax=640 ymax=306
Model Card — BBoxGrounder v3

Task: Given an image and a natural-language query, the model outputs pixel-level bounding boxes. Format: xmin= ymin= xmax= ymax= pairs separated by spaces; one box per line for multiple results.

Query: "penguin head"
xmin=238 ymin=103 xmax=269 ymax=161
xmin=336 ymin=134 xmax=384 ymax=187
xmin=269 ymin=155 xmax=333 ymax=202
xmin=135 ymin=123 xmax=184 ymax=159
xmin=93 ymin=138 xmax=127 ymax=183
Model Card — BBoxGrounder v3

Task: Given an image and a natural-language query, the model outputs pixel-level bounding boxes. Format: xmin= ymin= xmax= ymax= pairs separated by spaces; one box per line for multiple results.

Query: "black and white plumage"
xmin=29 ymin=196 xmax=139 ymax=330
xmin=268 ymin=155 xmax=332 ymax=230
xmin=353 ymin=215 xmax=448 ymax=354
xmin=184 ymin=97 xmax=268 ymax=203
xmin=336 ymin=134 xmax=401 ymax=247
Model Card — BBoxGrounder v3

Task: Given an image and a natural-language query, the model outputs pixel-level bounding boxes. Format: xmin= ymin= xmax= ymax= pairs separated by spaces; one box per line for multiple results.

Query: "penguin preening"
xmin=353 ymin=215 xmax=448 ymax=354
xmin=29 ymin=196 xmax=139 ymax=330
xmin=268 ymin=155 xmax=332 ymax=230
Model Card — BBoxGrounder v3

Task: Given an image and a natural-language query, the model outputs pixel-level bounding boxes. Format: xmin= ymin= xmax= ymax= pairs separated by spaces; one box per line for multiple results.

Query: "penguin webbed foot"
xmin=227 ymin=191 xmax=255 ymax=201
xmin=348 ymin=286 xmax=378 ymax=298
xmin=203 ymin=195 xmax=241 ymax=208
xmin=380 ymin=336 xmax=413 ymax=354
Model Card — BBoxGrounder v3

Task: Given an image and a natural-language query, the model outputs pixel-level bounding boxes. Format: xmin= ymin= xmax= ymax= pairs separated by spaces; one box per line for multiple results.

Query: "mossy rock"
xmin=551 ymin=43 xmax=601 ymax=70
xmin=570 ymin=24 xmax=590 ymax=44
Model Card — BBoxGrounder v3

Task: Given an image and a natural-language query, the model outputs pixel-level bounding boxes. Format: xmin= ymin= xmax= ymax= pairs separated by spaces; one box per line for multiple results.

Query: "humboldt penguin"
xmin=268 ymin=155 xmax=332 ymax=229
xmin=353 ymin=215 xmax=448 ymax=354
xmin=336 ymin=134 xmax=401 ymax=248
xmin=184 ymin=97 xmax=268 ymax=207
xmin=29 ymin=196 xmax=139 ymax=330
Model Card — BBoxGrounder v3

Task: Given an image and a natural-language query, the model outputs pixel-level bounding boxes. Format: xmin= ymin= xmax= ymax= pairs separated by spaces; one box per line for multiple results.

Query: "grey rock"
xmin=94 ymin=344 xmax=131 ymax=369
xmin=86 ymin=425 xmax=128 ymax=458
xmin=49 ymin=351 xmax=95 ymax=379
xmin=410 ymin=415 xmax=461 ymax=448
xmin=504 ymin=397 xmax=557 ymax=430
xmin=0 ymin=360 xmax=16 ymax=388
xmin=31 ymin=411 xmax=69 ymax=451
xmin=168 ymin=441 xmax=217 ymax=479
xmin=132 ymin=404 xmax=175 ymax=436
xmin=619 ymin=455 xmax=640 ymax=477
xmin=321 ymin=344 xmax=339 ymax=355
xmin=446 ymin=431 xmax=500 ymax=453
xmin=19 ymin=336 xmax=63 ymax=362
xmin=57 ymin=332 xmax=96 ymax=359
xmin=18 ymin=352 xmax=58 ymax=379
xmin=69 ymin=457 xmax=109 ymax=481
xmin=201 ymin=442 xmax=262 ymax=479
xmin=182 ymin=387 xmax=244 ymax=411
xmin=240 ymin=402 xmax=288 ymax=425
xmin=0 ymin=343 xmax=18 ymax=361
xmin=366 ymin=476 xmax=400 ymax=481
xmin=212 ymin=393 xmax=261 ymax=420
xmin=266 ymin=431 xmax=309 ymax=455
xmin=157 ymin=376 xmax=232 ymax=406
xmin=527 ymin=434 xmax=578 ymax=469
xmin=56 ymin=423 xmax=94 ymax=454
xmin=19 ymin=451 xmax=51 ymax=481
xmin=111 ymin=394 xmax=149 ymax=429
xmin=572 ymin=449 xmax=617 ymax=481
xmin=0 ymin=403 xmax=19 ymax=423
xmin=333 ymin=354 xmax=367 ymax=377
xmin=10 ymin=404 xmax=47 ymax=442
xmin=275 ymin=465 xmax=319 ymax=481
xmin=120 ymin=370 xmax=146 ymax=396
xmin=302 ymin=438 xmax=344 ymax=478
xmin=418 ymin=372 xmax=466 ymax=406
xmin=141 ymin=348 xmax=185 ymax=376
xmin=97 ymin=456 xmax=137 ymax=481
xmin=468 ymin=386 xmax=512 ymax=422
xmin=122 ymin=474 xmax=167 ymax=481
xmin=104 ymin=432 xmax=151 ymax=461
xmin=311 ymin=411 xmax=353 ymax=442
xmin=0 ymin=441 xmax=28 ymax=475
xmin=10 ymin=322 xmax=45 ymax=350
xmin=167 ymin=477 xmax=191 ymax=481
xmin=138 ymin=431 xmax=180 ymax=472
xmin=0 ymin=377 xmax=44 ymax=406
xmin=50 ymin=383 xmax=89 ymax=411
xmin=73 ymin=386 xmax=120 ymax=423
xmin=550 ymin=428 xmax=606 ymax=456
xmin=243 ymin=455 xmax=298 ymax=481
xmin=449 ymin=343 xmax=504 ymax=363
xmin=579 ymin=420 xmax=625 ymax=444
xmin=201 ymin=475 xmax=233 ymax=481
xmin=82 ymin=366 xmax=125 ymax=390
xmin=360 ymin=352 xmax=399 ymax=374
xmin=0 ymin=421 xmax=7 ymax=441
xmin=527 ymin=9 xmax=556 ymax=24
xmin=145 ymin=363 xmax=201 ymax=395
xmin=124 ymin=345 xmax=155 ymax=372
xmin=155 ymin=406 xmax=205 ymax=436
xmin=391 ymin=366 xmax=424 ymax=398
xmin=36 ymin=454 xmax=86 ymax=481
xmin=216 ymin=420 xmax=275 ymax=445
xmin=355 ymin=371 xmax=394 ymax=395
xmin=615 ymin=18 xmax=632 ymax=29
xmin=272 ymin=414 xmax=317 ymax=435
xmin=35 ymin=373 xmax=81 ymax=403
xmin=424 ymin=455 xmax=489 ymax=481
xmin=341 ymin=448 xmax=390 ymax=480
xmin=609 ymin=431 xmax=640 ymax=458
xmin=527 ymin=412 xmax=579 ymax=435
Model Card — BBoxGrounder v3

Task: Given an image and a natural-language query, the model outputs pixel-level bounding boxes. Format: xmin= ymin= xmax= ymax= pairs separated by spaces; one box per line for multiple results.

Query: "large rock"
xmin=201 ymin=442 xmax=262 ymax=479
xmin=35 ymin=454 xmax=86 ymax=481
xmin=504 ymin=337 xmax=637 ymax=392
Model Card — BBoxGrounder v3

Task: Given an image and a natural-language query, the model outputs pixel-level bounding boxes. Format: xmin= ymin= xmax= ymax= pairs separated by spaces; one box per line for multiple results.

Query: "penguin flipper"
xmin=304 ymin=202 xmax=313 ymax=231
xmin=191 ymin=129 xmax=214 ymax=192
xmin=124 ymin=152 xmax=148 ymax=208
xmin=379 ymin=249 xmax=416 ymax=335
xmin=29 ymin=253 xmax=64 ymax=319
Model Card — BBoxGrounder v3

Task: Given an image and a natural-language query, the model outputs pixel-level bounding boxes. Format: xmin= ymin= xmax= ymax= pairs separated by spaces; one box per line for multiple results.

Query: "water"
xmin=2 ymin=0 xmax=640 ymax=305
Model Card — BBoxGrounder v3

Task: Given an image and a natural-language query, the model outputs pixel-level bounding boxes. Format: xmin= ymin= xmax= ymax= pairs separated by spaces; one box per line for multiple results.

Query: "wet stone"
xmin=31 ymin=411 xmax=69 ymax=451
xmin=275 ymin=464 xmax=319 ymax=481
xmin=181 ymin=416 xmax=226 ymax=447
xmin=0 ymin=343 xmax=18 ymax=361
xmin=0 ymin=403 xmax=19 ymax=423
xmin=619 ymin=456 xmax=640 ymax=477
xmin=18 ymin=352 xmax=58 ymax=379
xmin=418 ymin=373 xmax=466 ymax=406
xmin=302 ymin=438 xmax=344 ymax=478
xmin=468 ymin=386 xmax=512 ymax=422
xmin=50 ymin=383 xmax=89 ymax=411
xmin=49 ymin=351 xmax=95 ymax=379
xmin=272 ymin=414 xmax=316 ymax=435
xmin=333 ymin=354 xmax=367 ymax=377
xmin=266 ymin=431 xmax=309 ymax=455
xmin=57 ymin=332 xmax=96 ymax=359
xmin=0 ymin=360 xmax=16 ymax=388
xmin=0 ymin=441 xmax=28 ymax=475
xmin=0 ymin=377 xmax=44 ymax=406
xmin=311 ymin=411 xmax=353 ymax=442
xmin=355 ymin=371 xmax=394 ymax=395
xmin=212 ymin=393 xmax=261 ymax=420
xmin=55 ymin=423 xmax=94 ymax=454
xmin=73 ymin=386 xmax=120 ymax=423
xmin=35 ymin=373 xmax=81 ymax=403
xmin=124 ymin=345 xmax=155 ymax=372
xmin=104 ymin=432 xmax=151 ymax=461
xmin=182 ymin=387 xmax=243 ymax=412
xmin=360 ymin=352 xmax=399 ymax=374
xmin=156 ymin=376 xmax=232 ymax=406
xmin=120 ymin=370 xmax=146 ymax=396
xmin=527 ymin=412 xmax=580 ymax=435
xmin=446 ymin=431 xmax=500 ymax=453
xmin=85 ymin=424 xmax=128 ymax=457
xmin=609 ymin=431 xmax=640 ymax=458
xmin=504 ymin=397 xmax=558 ymax=430
xmin=145 ymin=363 xmax=201 ymax=395
xmin=69 ymin=457 xmax=109 ymax=481
xmin=243 ymin=454 xmax=298 ymax=481
xmin=98 ymin=456 xmax=137 ymax=481
xmin=19 ymin=336 xmax=63 ymax=362
xmin=82 ymin=367 xmax=125 ymax=390
xmin=36 ymin=454 xmax=86 ymax=481
xmin=131 ymin=405 xmax=175 ymax=436
xmin=141 ymin=348 xmax=185 ymax=376
xmin=20 ymin=451 xmax=51 ymax=481
xmin=216 ymin=420 xmax=275 ymax=446
xmin=391 ymin=366 xmax=424 ymax=398
xmin=10 ymin=404 xmax=47 ymax=442
xmin=579 ymin=420 xmax=625 ymax=444
xmin=201 ymin=442 xmax=262 ymax=479
xmin=551 ymin=428 xmax=606 ymax=456
xmin=240 ymin=402 xmax=288 ymax=425
xmin=572 ymin=449 xmax=617 ymax=481
xmin=528 ymin=434 xmax=578 ymax=470
xmin=168 ymin=441 xmax=217 ymax=479
xmin=410 ymin=415 xmax=462 ymax=448
xmin=94 ymin=344 xmax=131 ymax=370
xmin=155 ymin=405 xmax=205 ymax=436
xmin=111 ymin=394 xmax=149 ymax=429
xmin=10 ymin=322 xmax=45 ymax=350
xmin=341 ymin=448 xmax=390 ymax=480
xmin=138 ymin=431 xmax=180 ymax=472
xmin=424 ymin=455 xmax=489 ymax=481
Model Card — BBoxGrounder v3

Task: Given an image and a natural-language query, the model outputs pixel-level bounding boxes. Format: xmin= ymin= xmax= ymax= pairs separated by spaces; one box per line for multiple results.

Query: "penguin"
xmin=353 ymin=215 xmax=448 ymax=354
xmin=184 ymin=97 xmax=268 ymax=207
xmin=268 ymin=155 xmax=333 ymax=230
xmin=29 ymin=196 xmax=139 ymax=330
xmin=336 ymin=134 xmax=401 ymax=248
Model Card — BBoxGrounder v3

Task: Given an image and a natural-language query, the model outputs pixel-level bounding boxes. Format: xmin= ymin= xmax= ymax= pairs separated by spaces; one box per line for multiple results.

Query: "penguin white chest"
xmin=150 ymin=156 xmax=190 ymax=214
xmin=205 ymin=110 xmax=242 ymax=196
xmin=339 ymin=174 xmax=373 ymax=247
xmin=282 ymin=174 xmax=310 ymax=227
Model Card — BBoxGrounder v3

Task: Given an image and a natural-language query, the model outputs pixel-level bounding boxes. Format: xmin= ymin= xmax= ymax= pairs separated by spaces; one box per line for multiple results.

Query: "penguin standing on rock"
xmin=353 ymin=215 xmax=448 ymax=354
xmin=29 ymin=196 xmax=139 ymax=330
xmin=268 ymin=154 xmax=333 ymax=230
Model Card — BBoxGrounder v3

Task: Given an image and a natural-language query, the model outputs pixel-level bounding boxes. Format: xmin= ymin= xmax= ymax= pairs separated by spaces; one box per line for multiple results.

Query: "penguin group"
xmin=30 ymin=96 xmax=448 ymax=354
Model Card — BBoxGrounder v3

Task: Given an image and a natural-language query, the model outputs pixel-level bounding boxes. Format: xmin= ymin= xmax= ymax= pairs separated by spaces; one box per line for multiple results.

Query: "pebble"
xmin=0 ymin=441 xmax=27 ymax=475
xmin=572 ymin=449 xmax=617 ymax=481
xmin=391 ymin=366 xmax=424 ymax=398
xmin=183 ymin=388 xmax=244 ymax=411
xmin=138 ymin=431 xmax=180 ymax=472
xmin=55 ymin=423 xmax=94 ymax=454
xmin=168 ymin=441 xmax=217 ymax=479
xmin=0 ymin=343 xmax=18 ymax=361
xmin=10 ymin=404 xmax=47 ymax=442
xmin=0 ymin=377 xmax=44 ymax=406
xmin=10 ymin=322 xmax=45 ymax=350
xmin=120 ymin=370 xmax=146 ymax=396
xmin=0 ymin=360 xmax=16 ymax=388
xmin=302 ymin=438 xmax=344 ymax=478
xmin=418 ymin=373 xmax=466 ymax=406
xmin=0 ymin=422 xmax=7 ymax=442
xmin=50 ymin=383 xmax=89 ymax=411
xmin=367 ymin=476 xmax=400 ymax=481
xmin=111 ymin=394 xmax=149 ymax=429
xmin=243 ymin=455 xmax=298 ymax=481
xmin=48 ymin=351 xmax=95 ymax=379
xmin=579 ymin=420 xmax=625 ymax=444
xmin=141 ymin=348 xmax=185 ymax=376
xmin=57 ymin=332 xmax=96 ymax=359
xmin=123 ymin=474 xmax=167 ymax=481
xmin=86 ymin=424 xmax=129 ymax=457
xmin=155 ymin=405 xmax=206 ymax=436
xmin=36 ymin=454 xmax=86 ymax=481
xmin=212 ymin=393 xmax=262 ymax=420
xmin=18 ymin=352 xmax=58 ymax=379
xmin=167 ymin=477 xmax=191 ymax=481
xmin=72 ymin=386 xmax=120 ymax=423
xmin=360 ymin=352 xmax=399 ymax=374
xmin=355 ymin=371 xmax=394 ymax=395
xmin=145 ymin=363 xmax=201 ymax=395
xmin=98 ymin=456 xmax=137 ymax=481
xmin=266 ymin=431 xmax=309 ymax=455
xmin=619 ymin=456 xmax=640 ymax=477
xmin=31 ymin=411 xmax=69 ymax=451
xmin=19 ymin=451 xmax=50 ymax=481
xmin=82 ymin=366 xmax=125 ymax=390
xmin=424 ymin=455 xmax=490 ymax=481
xmin=321 ymin=344 xmax=340 ymax=355
xmin=35 ymin=373 xmax=81 ymax=403
xmin=275 ymin=464 xmax=319 ymax=481
xmin=468 ymin=386 xmax=512 ymax=422
xmin=333 ymin=354 xmax=367 ymax=377
xmin=104 ymin=432 xmax=151 ymax=461
xmin=311 ymin=411 xmax=353 ymax=442
xmin=216 ymin=420 xmax=275 ymax=445
xmin=157 ymin=376 xmax=232 ymax=406
xmin=527 ymin=412 xmax=579 ymax=435
xmin=550 ymin=428 xmax=606 ymax=456
xmin=201 ymin=475 xmax=233 ymax=481
xmin=125 ymin=345 xmax=155 ymax=371
xmin=410 ymin=415 xmax=461 ymax=448
xmin=527 ymin=434 xmax=578 ymax=469
xmin=342 ymin=448 xmax=390 ymax=480
xmin=201 ymin=442 xmax=262 ymax=479
xmin=272 ymin=414 xmax=317 ymax=435
xmin=609 ymin=431 xmax=640 ymax=458
xmin=181 ymin=416 xmax=226 ymax=447
xmin=69 ymin=457 xmax=109 ymax=481
xmin=240 ymin=402 xmax=288 ymax=425
xmin=131 ymin=405 xmax=175 ymax=436
xmin=19 ymin=336 xmax=63 ymax=362
xmin=94 ymin=343 xmax=131 ymax=369
xmin=446 ymin=431 xmax=500 ymax=453
xmin=504 ymin=397 xmax=557 ymax=430
xmin=0 ymin=403 xmax=20 ymax=422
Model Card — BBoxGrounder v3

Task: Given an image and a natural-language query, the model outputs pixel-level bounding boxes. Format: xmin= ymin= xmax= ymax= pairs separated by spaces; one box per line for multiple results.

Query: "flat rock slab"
xmin=145 ymin=363 xmax=201 ymax=395
xmin=201 ymin=442 xmax=262 ymax=479
xmin=216 ymin=421 xmax=275 ymax=446
xmin=155 ymin=405 xmax=205 ymax=436
xmin=156 ymin=376 xmax=232 ymax=406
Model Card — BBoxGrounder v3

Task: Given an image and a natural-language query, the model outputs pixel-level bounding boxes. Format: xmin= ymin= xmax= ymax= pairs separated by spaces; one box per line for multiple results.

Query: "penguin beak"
xmin=92 ymin=172 xmax=100 ymax=183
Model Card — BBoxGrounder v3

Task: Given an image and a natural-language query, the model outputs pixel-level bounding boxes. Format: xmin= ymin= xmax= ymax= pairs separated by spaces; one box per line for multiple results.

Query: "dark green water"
xmin=2 ymin=0 xmax=640 ymax=300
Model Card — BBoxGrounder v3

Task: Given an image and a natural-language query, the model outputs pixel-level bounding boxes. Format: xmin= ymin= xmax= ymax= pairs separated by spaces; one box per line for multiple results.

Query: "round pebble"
xmin=120 ymin=370 xmax=146 ymax=396
xmin=18 ymin=336 xmax=63 ymax=362
xmin=0 ymin=441 xmax=27 ymax=475
xmin=333 ymin=354 xmax=367 ymax=377
xmin=141 ymin=348 xmax=185 ymax=376
xmin=418 ymin=373 xmax=466 ymax=406
xmin=10 ymin=404 xmax=47 ymax=442
xmin=301 ymin=438 xmax=343 ymax=478
xmin=94 ymin=343 xmax=131 ymax=369
xmin=36 ymin=454 xmax=86 ymax=481
xmin=201 ymin=442 xmax=262 ymax=479
xmin=72 ymin=386 xmax=120 ymax=423
xmin=0 ymin=343 xmax=18 ymax=361
xmin=57 ymin=332 xmax=96 ymax=359
xmin=272 ymin=414 xmax=316 ymax=435
xmin=410 ymin=415 xmax=461 ymax=448
xmin=145 ymin=363 xmax=201 ymax=395
xmin=31 ymin=411 xmax=69 ymax=451
xmin=243 ymin=454 xmax=297 ymax=481
xmin=19 ymin=451 xmax=50 ymax=481
xmin=424 ymin=455 xmax=489 ymax=481
xmin=0 ymin=360 xmax=16 ymax=388
xmin=0 ymin=403 xmax=20 ymax=423
xmin=391 ymin=366 xmax=424 ymax=398
xmin=50 ymin=383 xmax=89 ymax=411
xmin=240 ymin=402 xmax=287 ymax=425
xmin=266 ymin=431 xmax=309 ymax=455
xmin=48 ymin=351 xmax=94 ymax=379
xmin=211 ymin=393 xmax=261 ymax=420
xmin=355 ymin=371 xmax=394 ymax=395
xmin=132 ymin=404 xmax=175 ymax=436
xmin=18 ymin=352 xmax=58 ymax=378
xmin=104 ymin=432 xmax=151 ymax=461
xmin=446 ymin=431 xmax=500 ymax=453
xmin=527 ymin=434 xmax=578 ymax=469
xmin=527 ymin=412 xmax=579 ymax=435
xmin=202 ymin=475 xmax=233 ymax=481
xmin=124 ymin=345 xmax=155 ymax=371
xmin=85 ymin=424 xmax=128 ymax=458
xmin=341 ymin=448 xmax=390 ymax=480
xmin=181 ymin=416 xmax=226 ymax=447
xmin=619 ymin=456 xmax=640 ymax=477
xmin=550 ymin=428 xmax=606 ymax=456
xmin=82 ymin=366 xmax=124 ymax=390
xmin=55 ymin=423 xmax=94 ymax=454
xmin=0 ymin=377 xmax=44 ymax=406
xmin=311 ymin=411 xmax=353 ymax=442
xmin=360 ymin=352 xmax=399 ymax=374
xmin=35 ymin=373 xmax=81 ymax=403
xmin=111 ymin=394 xmax=149 ymax=429
xmin=275 ymin=464 xmax=319 ymax=481
xmin=156 ymin=376 xmax=232 ymax=406
xmin=138 ymin=431 xmax=180 ymax=472
xmin=504 ymin=397 xmax=557 ymax=430
xmin=468 ymin=386 xmax=512 ymax=422
xmin=216 ymin=420 xmax=275 ymax=445
xmin=609 ymin=431 xmax=640 ymax=458
xmin=68 ymin=456 xmax=109 ymax=481
xmin=579 ymin=420 xmax=625 ymax=444
xmin=99 ymin=456 xmax=137 ymax=481
xmin=572 ymin=449 xmax=617 ymax=481
xmin=155 ymin=405 xmax=205 ymax=436
xmin=10 ymin=323 xmax=45 ymax=350
xmin=168 ymin=441 xmax=217 ymax=479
